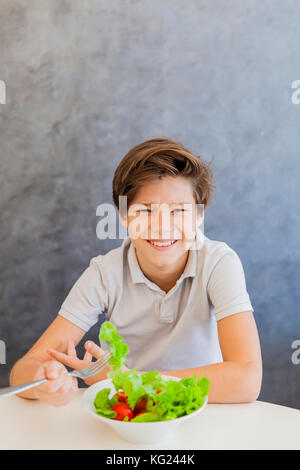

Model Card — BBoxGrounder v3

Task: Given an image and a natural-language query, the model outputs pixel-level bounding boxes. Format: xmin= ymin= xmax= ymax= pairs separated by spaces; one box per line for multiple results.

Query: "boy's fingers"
xmin=38 ymin=363 xmax=68 ymax=394
xmin=41 ymin=378 xmax=65 ymax=394
xmin=83 ymin=350 xmax=93 ymax=362
xmin=46 ymin=361 xmax=64 ymax=379
xmin=58 ymin=376 xmax=76 ymax=395
xmin=47 ymin=348 xmax=82 ymax=369
xmin=84 ymin=341 xmax=107 ymax=360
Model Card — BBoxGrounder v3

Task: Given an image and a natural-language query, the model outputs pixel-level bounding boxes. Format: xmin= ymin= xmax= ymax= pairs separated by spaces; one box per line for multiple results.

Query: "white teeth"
xmin=149 ymin=240 xmax=176 ymax=247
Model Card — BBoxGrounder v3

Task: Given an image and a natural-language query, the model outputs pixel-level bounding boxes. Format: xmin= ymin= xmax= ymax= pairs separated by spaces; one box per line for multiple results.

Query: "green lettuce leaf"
xmin=99 ymin=321 xmax=129 ymax=367
xmin=145 ymin=375 xmax=209 ymax=419
xmin=93 ymin=388 xmax=118 ymax=418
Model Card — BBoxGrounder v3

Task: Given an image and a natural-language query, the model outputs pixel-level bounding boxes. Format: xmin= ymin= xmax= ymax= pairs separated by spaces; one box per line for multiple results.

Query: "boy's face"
xmin=120 ymin=175 xmax=203 ymax=269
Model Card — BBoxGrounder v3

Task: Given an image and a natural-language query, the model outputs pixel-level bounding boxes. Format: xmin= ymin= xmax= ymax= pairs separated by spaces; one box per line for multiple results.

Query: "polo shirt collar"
xmin=128 ymin=242 xmax=147 ymax=284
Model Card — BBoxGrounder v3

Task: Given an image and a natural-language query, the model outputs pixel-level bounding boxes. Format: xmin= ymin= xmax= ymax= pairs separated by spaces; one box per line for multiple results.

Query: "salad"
xmin=93 ymin=321 xmax=210 ymax=423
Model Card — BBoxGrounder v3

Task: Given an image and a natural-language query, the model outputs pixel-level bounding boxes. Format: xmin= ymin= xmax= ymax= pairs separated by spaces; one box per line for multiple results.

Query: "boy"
xmin=10 ymin=137 xmax=262 ymax=406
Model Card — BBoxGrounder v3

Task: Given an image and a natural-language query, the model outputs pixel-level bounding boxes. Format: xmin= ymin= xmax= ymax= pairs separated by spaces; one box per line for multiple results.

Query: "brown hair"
xmin=112 ymin=137 xmax=214 ymax=216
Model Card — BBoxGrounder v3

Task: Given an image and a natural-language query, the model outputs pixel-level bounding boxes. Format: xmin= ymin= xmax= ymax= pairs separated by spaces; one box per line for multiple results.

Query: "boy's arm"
xmin=9 ymin=315 xmax=86 ymax=399
xmin=158 ymin=310 xmax=262 ymax=403
xmin=44 ymin=312 xmax=262 ymax=403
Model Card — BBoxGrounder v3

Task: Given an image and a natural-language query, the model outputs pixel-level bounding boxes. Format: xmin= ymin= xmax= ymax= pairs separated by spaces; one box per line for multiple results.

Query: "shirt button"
xmin=160 ymin=311 xmax=174 ymax=323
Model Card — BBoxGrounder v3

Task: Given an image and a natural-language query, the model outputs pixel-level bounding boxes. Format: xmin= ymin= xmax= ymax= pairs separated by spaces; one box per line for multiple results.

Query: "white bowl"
xmin=82 ymin=374 xmax=208 ymax=445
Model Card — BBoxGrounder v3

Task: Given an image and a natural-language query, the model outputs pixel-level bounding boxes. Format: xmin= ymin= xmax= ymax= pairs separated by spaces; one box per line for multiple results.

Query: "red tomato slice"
xmin=111 ymin=402 xmax=134 ymax=421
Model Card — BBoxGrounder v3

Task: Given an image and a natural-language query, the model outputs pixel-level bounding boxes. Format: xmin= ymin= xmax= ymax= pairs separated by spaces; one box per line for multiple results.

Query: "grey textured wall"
xmin=0 ymin=1 xmax=299 ymax=407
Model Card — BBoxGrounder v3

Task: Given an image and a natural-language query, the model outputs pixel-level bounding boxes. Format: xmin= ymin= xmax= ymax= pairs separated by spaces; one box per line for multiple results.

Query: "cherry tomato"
xmin=134 ymin=396 xmax=147 ymax=414
xmin=111 ymin=402 xmax=134 ymax=421
xmin=114 ymin=391 xmax=128 ymax=403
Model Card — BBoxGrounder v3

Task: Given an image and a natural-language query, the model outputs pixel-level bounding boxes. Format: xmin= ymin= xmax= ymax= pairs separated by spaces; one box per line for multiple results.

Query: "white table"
xmin=0 ymin=390 xmax=299 ymax=450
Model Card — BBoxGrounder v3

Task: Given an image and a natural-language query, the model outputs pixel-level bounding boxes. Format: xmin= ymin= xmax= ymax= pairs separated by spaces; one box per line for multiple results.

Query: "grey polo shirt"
xmin=58 ymin=230 xmax=254 ymax=371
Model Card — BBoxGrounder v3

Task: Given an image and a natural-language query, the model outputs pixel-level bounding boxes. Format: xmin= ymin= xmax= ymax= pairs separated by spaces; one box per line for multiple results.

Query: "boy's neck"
xmin=135 ymin=248 xmax=190 ymax=294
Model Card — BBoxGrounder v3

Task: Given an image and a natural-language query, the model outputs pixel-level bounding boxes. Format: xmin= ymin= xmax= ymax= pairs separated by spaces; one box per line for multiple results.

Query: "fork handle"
xmin=0 ymin=371 xmax=78 ymax=398
xmin=0 ymin=378 xmax=49 ymax=397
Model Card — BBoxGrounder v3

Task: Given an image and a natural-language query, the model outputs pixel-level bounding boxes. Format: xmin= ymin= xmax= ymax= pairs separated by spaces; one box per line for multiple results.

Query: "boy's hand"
xmin=47 ymin=339 xmax=129 ymax=386
xmin=33 ymin=360 xmax=78 ymax=407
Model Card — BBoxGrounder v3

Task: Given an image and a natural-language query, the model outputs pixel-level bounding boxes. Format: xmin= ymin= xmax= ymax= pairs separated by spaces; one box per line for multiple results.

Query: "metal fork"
xmin=0 ymin=350 xmax=112 ymax=397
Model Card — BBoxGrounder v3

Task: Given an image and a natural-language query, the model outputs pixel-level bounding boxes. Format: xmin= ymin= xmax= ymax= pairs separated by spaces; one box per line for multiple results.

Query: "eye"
xmin=172 ymin=208 xmax=186 ymax=212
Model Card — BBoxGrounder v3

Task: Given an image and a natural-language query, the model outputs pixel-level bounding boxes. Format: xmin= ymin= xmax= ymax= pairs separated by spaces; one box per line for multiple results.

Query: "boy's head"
xmin=112 ymin=137 xmax=214 ymax=269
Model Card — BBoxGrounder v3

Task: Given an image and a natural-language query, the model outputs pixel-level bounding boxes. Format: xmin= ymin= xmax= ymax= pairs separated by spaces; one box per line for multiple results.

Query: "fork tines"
xmin=84 ymin=350 xmax=112 ymax=375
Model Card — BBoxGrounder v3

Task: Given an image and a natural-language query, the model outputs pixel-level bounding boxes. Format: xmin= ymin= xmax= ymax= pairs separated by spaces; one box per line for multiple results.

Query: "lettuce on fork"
xmin=94 ymin=321 xmax=210 ymax=422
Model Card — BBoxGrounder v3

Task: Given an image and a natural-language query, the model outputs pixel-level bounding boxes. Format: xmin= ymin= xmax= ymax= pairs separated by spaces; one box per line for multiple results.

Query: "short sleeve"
xmin=57 ymin=258 xmax=108 ymax=331
xmin=207 ymin=251 xmax=254 ymax=321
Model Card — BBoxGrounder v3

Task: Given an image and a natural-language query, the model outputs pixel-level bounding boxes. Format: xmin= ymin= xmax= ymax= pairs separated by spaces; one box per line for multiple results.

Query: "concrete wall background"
xmin=0 ymin=0 xmax=299 ymax=408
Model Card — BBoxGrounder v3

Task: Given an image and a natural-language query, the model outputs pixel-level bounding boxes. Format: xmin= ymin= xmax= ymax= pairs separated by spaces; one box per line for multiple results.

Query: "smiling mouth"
xmin=146 ymin=239 xmax=178 ymax=248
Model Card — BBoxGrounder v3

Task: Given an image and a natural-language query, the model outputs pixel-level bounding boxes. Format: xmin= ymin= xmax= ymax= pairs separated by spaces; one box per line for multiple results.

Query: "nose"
xmin=149 ymin=206 xmax=172 ymax=239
